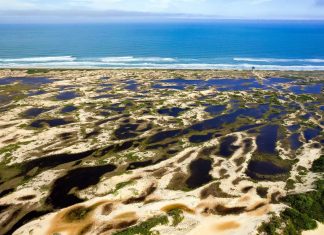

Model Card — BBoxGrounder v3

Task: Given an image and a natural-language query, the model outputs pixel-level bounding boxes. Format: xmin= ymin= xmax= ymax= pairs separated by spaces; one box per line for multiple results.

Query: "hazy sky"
xmin=1 ymin=0 xmax=324 ymax=23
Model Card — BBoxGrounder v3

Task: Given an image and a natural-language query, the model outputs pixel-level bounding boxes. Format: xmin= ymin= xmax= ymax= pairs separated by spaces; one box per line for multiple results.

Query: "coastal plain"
xmin=0 ymin=69 xmax=323 ymax=235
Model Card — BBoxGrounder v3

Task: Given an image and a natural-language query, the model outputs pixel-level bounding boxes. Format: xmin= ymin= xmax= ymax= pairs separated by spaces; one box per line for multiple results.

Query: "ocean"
xmin=1 ymin=21 xmax=324 ymax=70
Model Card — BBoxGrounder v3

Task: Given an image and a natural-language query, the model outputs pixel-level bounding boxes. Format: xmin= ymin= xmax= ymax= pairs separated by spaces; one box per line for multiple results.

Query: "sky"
xmin=0 ymin=0 xmax=324 ymax=23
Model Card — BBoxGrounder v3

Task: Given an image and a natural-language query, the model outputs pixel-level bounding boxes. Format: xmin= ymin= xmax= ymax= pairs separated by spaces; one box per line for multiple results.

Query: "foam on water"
xmin=1 ymin=22 xmax=323 ymax=70
xmin=1 ymin=59 xmax=324 ymax=70
xmin=100 ymin=56 xmax=177 ymax=62
xmin=233 ymin=58 xmax=324 ymax=63
xmin=0 ymin=56 xmax=76 ymax=62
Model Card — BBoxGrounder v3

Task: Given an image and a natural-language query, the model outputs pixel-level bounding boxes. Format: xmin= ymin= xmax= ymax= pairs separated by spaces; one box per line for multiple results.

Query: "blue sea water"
xmin=1 ymin=21 xmax=324 ymax=70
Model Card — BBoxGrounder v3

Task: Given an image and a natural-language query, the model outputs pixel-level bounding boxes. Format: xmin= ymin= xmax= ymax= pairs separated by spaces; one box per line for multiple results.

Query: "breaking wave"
xmin=100 ymin=56 xmax=177 ymax=63
xmin=233 ymin=57 xmax=324 ymax=63
xmin=1 ymin=62 xmax=324 ymax=71
xmin=0 ymin=56 xmax=76 ymax=62
xmin=0 ymin=56 xmax=324 ymax=70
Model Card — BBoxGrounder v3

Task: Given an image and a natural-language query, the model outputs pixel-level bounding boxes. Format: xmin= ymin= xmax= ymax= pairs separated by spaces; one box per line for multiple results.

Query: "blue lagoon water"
xmin=1 ymin=21 xmax=324 ymax=70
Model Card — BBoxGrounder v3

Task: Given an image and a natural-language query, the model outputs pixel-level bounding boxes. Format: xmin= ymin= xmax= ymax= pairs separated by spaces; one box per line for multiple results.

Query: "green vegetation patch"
xmin=64 ymin=206 xmax=93 ymax=222
xmin=0 ymin=143 xmax=21 ymax=157
xmin=252 ymin=152 xmax=293 ymax=170
xmin=285 ymin=179 xmax=296 ymax=190
xmin=0 ymin=84 xmax=30 ymax=102
xmin=269 ymin=95 xmax=281 ymax=105
xmin=110 ymin=180 xmax=135 ymax=195
xmin=258 ymin=212 xmax=282 ymax=235
xmin=258 ymin=179 xmax=324 ymax=235
xmin=167 ymin=209 xmax=184 ymax=226
xmin=258 ymin=208 xmax=317 ymax=235
xmin=311 ymin=155 xmax=324 ymax=173
xmin=296 ymin=94 xmax=314 ymax=102
xmin=0 ymin=142 xmax=30 ymax=166
xmin=166 ymin=171 xmax=190 ymax=192
xmin=256 ymin=186 xmax=269 ymax=198
xmin=281 ymin=208 xmax=317 ymax=231
xmin=283 ymin=180 xmax=324 ymax=222
xmin=200 ymin=181 xmax=234 ymax=199
xmin=114 ymin=215 xmax=169 ymax=235
xmin=26 ymin=69 xmax=50 ymax=74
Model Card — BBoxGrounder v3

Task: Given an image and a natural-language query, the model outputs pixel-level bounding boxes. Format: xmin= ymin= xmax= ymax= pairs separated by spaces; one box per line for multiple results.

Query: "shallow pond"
xmin=256 ymin=125 xmax=278 ymax=154
xmin=236 ymin=123 xmax=263 ymax=132
xmin=288 ymin=124 xmax=300 ymax=132
xmin=94 ymin=94 xmax=116 ymax=99
xmin=247 ymin=160 xmax=289 ymax=180
xmin=186 ymin=158 xmax=212 ymax=189
xmin=125 ymin=80 xmax=138 ymax=91
xmin=204 ymin=105 xmax=226 ymax=116
xmin=189 ymin=133 xmax=214 ymax=143
xmin=158 ymin=107 xmax=187 ymax=117
xmin=154 ymin=78 xmax=266 ymax=91
xmin=304 ymin=127 xmax=321 ymax=142
xmin=147 ymin=129 xmax=182 ymax=144
xmin=46 ymin=164 xmax=116 ymax=209
xmin=190 ymin=104 xmax=269 ymax=132
xmin=289 ymin=84 xmax=323 ymax=94
xmin=0 ymin=77 xmax=53 ymax=86
xmin=28 ymin=90 xmax=46 ymax=96
xmin=61 ymin=105 xmax=77 ymax=113
xmin=23 ymin=108 xmax=51 ymax=118
xmin=152 ymin=77 xmax=323 ymax=94
xmin=289 ymin=133 xmax=303 ymax=150
xmin=218 ymin=135 xmax=240 ymax=157
xmin=56 ymin=91 xmax=79 ymax=100
xmin=30 ymin=118 xmax=72 ymax=128
xmin=114 ymin=123 xmax=139 ymax=139
xmin=152 ymin=84 xmax=185 ymax=90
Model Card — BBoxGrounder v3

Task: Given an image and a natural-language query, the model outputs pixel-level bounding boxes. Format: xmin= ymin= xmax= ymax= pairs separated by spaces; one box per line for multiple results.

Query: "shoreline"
xmin=1 ymin=68 xmax=324 ymax=82
xmin=1 ymin=67 xmax=324 ymax=72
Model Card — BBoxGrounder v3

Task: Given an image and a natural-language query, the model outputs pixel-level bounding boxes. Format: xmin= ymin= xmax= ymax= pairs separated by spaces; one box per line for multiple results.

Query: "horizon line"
xmin=1 ymin=9 xmax=324 ymax=23
xmin=1 ymin=19 xmax=324 ymax=24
